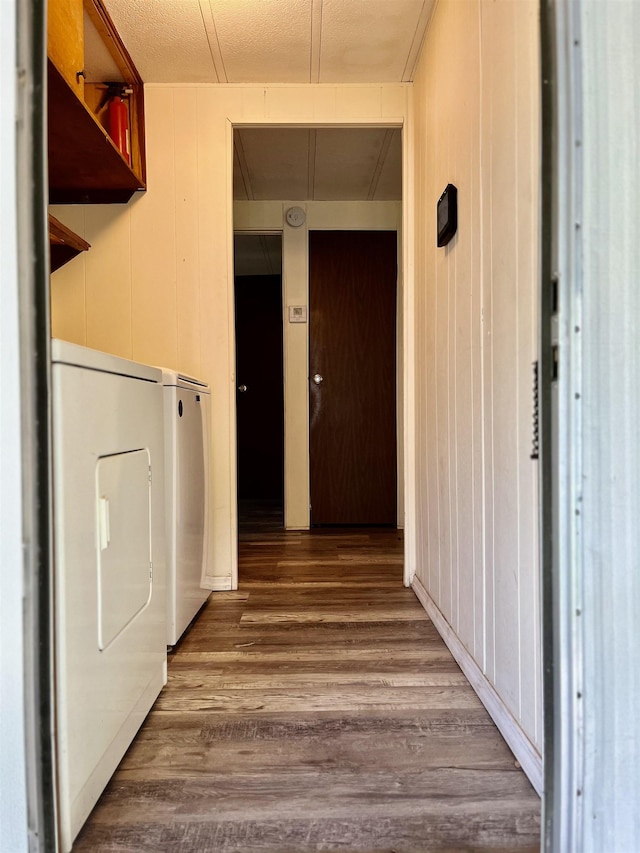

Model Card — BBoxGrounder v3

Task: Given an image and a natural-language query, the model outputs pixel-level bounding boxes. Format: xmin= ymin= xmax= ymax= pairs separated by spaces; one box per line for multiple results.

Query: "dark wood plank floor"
xmin=74 ymin=516 xmax=540 ymax=852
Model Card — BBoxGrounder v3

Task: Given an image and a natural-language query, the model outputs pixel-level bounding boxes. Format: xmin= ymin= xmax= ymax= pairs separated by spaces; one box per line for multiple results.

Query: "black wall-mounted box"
xmin=437 ymin=183 xmax=458 ymax=247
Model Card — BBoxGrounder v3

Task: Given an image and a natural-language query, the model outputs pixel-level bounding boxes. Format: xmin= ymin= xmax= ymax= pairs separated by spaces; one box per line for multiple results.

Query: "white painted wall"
xmin=50 ymin=83 xmax=409 ymax=587
xmin=0 ymin=0 xmax=29 ymax=847
xmin=234 ymin=200 xmax=403 ymax=532
xmin=49 ymin=55 xmax=542 ymax=790
xmin=410 ymin=0 xmax=542 ymax=788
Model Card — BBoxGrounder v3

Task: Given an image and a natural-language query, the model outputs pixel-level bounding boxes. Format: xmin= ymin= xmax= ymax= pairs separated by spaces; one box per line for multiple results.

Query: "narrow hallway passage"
xmin=74 ymin=520 xmax=540 ymax=852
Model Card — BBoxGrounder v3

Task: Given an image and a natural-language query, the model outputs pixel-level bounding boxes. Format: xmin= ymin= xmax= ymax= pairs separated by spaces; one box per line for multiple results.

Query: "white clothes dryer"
xmin=160 ymin=369 xmax=211 ymax=646
xmin=51 ymin=340 xmax=167 ymax=852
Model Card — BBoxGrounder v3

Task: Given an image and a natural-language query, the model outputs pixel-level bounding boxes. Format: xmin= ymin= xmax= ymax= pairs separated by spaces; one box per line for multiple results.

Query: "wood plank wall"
xmin=411 ymin=0 xmax=542 ymax=758
xmin=49 ymin=5 xmax=542 ymax=782
xmin=50 ymin=82 xmax=409 ymax=590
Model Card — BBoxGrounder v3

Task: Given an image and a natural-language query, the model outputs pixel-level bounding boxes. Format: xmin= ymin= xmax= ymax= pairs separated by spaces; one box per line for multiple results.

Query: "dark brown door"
xmin=309 ymin=230 xmax=397 ymax=525
xmin=235 ymin=274 xmax=284 ymax=502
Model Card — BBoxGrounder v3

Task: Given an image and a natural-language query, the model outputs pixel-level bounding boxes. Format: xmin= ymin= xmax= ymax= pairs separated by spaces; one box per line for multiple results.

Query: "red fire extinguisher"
xmin=108 ymin=91 xmax=130 ymax=165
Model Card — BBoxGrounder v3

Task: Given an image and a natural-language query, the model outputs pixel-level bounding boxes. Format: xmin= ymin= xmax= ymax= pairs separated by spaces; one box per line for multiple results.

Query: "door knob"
xmin=313 ymin=374 xmax=323 ymax=385
xmin=238 ymin=384 xmax=247 ymax=392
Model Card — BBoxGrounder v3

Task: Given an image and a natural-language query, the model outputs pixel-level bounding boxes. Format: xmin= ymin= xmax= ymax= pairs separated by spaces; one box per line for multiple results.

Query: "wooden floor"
xmin=74 ymin=512 xmax=540 ymax=852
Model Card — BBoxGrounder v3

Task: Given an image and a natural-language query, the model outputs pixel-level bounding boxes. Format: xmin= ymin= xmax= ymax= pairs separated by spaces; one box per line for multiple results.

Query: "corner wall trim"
xmin=411 ymin=576 xmax=543 ymax=796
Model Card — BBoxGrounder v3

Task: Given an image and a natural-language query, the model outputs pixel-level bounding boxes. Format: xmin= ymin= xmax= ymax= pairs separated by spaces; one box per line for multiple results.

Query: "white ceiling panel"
xmin=318 ymin=0 xmax=430 ymax=83
xmin=102 ymin=0 xmax=218 ymax=83
xmin=236 ymin=128 xmax=312 ymax=200
xmin=209 ymin=0 xmax=313 ymax=83
xmin=312 ymin=128 xmax=392 ymax=200
xmin=102 ymin=0 xmax=433 ymax=85
xmin=234 ymin=127 xmax=401 ymax=201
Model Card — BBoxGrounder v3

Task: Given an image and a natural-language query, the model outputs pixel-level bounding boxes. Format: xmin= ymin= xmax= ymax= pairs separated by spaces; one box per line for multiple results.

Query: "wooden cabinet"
xmin=49 ymin=214 xmax=91 ymax=272
xmin=48 ymin=0 xmax=146 ymax=205
xmin=47 ymin=0 xmax=85 ymax=98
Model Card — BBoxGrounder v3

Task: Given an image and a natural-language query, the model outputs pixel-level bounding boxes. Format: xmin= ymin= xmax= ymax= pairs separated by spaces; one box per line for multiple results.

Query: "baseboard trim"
xmin=411 ymin=575 xmax=543 ymax=796
xmin=206 ymin=577 xmax=232 ymax=591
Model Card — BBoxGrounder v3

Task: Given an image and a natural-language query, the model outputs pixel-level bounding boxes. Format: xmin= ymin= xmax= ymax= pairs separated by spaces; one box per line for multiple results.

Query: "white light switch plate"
xmin=289 ymin=305 xmax=307 ymax=323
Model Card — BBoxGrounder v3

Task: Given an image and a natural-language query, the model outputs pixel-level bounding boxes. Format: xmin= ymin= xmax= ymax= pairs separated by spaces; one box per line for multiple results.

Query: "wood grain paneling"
xmin=73 ymin=524 xmax=539 ymax=851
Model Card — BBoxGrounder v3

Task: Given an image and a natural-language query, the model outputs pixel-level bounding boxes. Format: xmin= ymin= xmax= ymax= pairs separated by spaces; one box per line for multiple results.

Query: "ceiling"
xmin=102 ymin=0 xmax=434 ymax=85
xmin=100 ymin=0 xmax=421 ymax=268
xmin=233 ymin=126 xmax=401 ymax=201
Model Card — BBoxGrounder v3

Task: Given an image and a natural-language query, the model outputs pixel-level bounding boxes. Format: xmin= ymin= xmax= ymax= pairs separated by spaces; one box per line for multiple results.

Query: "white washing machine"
xmin=160 ymin=369 xmax=211 ymax=646
xmin=51 ymin=340 xmax=167 ymax=852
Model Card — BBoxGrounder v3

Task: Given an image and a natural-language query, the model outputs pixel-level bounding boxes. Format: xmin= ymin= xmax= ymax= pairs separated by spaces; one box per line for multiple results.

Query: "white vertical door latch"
xmin=98 ymin=496 xmax=110 ymax=550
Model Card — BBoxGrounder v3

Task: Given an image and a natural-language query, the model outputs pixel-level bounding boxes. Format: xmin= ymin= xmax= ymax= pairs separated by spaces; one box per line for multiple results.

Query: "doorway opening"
xmin=232 ymin=125 xmax=404 ymax=548
xmin=234 ymin=232 xmax=285 ymax=534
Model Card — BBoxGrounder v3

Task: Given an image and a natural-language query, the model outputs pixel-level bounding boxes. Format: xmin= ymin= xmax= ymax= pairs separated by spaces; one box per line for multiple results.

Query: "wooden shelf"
xmin=48 ymin=58 xmax=145 ymax=204
xmin=49 ymin=213 xmax=91 ymax=271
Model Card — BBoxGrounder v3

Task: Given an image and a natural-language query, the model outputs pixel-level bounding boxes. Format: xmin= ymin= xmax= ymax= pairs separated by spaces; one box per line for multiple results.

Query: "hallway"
xmin=74 ymin=523 xmax=540 ymax=852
